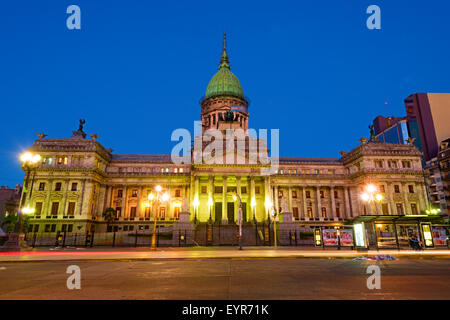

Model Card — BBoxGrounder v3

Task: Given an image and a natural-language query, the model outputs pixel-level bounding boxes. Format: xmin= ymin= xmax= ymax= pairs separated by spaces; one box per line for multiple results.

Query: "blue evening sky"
xmin=0 ymin=0 xmax=449 ymax=186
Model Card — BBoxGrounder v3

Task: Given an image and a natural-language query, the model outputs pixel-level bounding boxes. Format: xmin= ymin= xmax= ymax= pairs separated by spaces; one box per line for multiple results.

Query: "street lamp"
xmin=148 ymin=185 xmax=169 ymax=250
xmin=193 ymin=197 xmax=199 ymax=224
xmin=251 ymin=197 xmax=256 ymax=223
xmin=208 ymin=197 xmax=213 ymax=222
xmin=232 ymin=192 xmax=243 ymax=250
xmin=3 ymin=152 xmax=40 ymax=250
xmin=360 ymin=184 xmax=383 ymax=215
xmin=264 ymin=198 xmax=272 ymax=222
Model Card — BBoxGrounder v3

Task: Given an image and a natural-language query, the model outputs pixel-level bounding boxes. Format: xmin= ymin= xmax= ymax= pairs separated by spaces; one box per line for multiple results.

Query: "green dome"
xmin=205 ymin=41 xmax=244 ymax=100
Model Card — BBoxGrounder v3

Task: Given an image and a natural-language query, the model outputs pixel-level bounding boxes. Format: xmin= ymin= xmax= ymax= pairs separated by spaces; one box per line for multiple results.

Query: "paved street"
xmin=1 ymin=256 xmax=450 ymax=299
xmin=1 ymin=247 xmax=450 ymax=262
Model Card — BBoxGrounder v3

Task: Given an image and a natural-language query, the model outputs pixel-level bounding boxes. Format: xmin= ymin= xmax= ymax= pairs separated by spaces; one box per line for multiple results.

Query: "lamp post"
xmin=208 ymin=197 xmax=213 ymax=223
xmin=3 ymin=152 xmax=40 ymax=250
xmin=360 ymin=184 xmax=383 ymax=249
xmin=251 ymin=197 xmax=256 ymax=224
xmin=193 ymin=197 xmax=199 ymax=224
xmin=149 ymin=185 xmax=169 ymax=250
xmin=360 ymin=184 xmax=383 ymax=215
xmin=232 ymin=192 xmax=243 ymax=250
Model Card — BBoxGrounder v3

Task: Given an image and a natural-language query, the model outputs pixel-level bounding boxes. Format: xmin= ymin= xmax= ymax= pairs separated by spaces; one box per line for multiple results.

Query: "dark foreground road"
xmin=1 ymin=258 xmax=450 ymax=299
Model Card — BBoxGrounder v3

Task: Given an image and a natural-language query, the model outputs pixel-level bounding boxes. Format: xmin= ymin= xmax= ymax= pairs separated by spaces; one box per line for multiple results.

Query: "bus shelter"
xmin=350 ymin=215 xmax=448 ymax=250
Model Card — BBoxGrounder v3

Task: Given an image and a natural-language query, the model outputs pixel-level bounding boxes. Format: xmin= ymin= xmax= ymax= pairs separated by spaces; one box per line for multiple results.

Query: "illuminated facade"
xmin=21 ymin=36 xmax=430 ymax=236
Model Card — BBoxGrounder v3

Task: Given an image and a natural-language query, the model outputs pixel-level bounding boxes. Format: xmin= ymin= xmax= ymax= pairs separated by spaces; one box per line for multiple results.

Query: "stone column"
xmin=302 ymin=187 xmax=308 ymax=221
xmin=189 ymin=175 xmax=194 ymax=220
xmin=237 ymin=176 xmax=241 ymax=223
xmin=274 ymin=185 xmax=279 ymax=213
xmin=105 ymin=185 xmax=112 ymax=210
xmin=422 ymin=183 xmax=429 ymax=210
xmin=288 ymin=186 xmax=292 ymax=212
xmin=402 ymin=183 xmax=409 ymax=215
xmin=222 ymin=175 xmax=227 ymax=223
xmin=44 ymin=179 xmax=53 ymax=216
xmin=78 ymin=179 xmax=86 ymax=217
xmin=62 ymin=180 xmax=68 ymax=217
xmin=209 ymin=175 xmax=214 ymax=221
xmin=194 ymin=176 xmax=199 ymax=221
xmin=122 ymin=185 xmax=128 ymax=219
xmin=137 ymin=186 xmax=142 ymax=218
xmin=316 ymin=186 xmax=322 ymax=220
xmin=417 ymin=182 xmax=425 ymax=211
xmin=250 ymin=175 xmax=255 ymax=221
xmin=264 ymin=177 xmax=269 ymax=219
xmin=388 ymin=183 xmax=396 ymax=215
xmin=331 ymin=186 xmax=337 ymax=221
xmin=344 ymin=187 xmax=351 ymax=219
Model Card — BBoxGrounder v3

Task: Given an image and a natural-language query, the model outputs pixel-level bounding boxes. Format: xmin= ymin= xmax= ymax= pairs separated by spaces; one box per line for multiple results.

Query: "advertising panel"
xmin=432 ymin=228 xmax=447 ymax=246
xmin=421 ymin=223 xmax=434 ymax=248
xmin=314 ymin=228 xmax=322 ymax=246
xmin=354 ymin=223 xmax=366 ymax=248
xmin=322 ymin=229 xmax=338 ymax=246
xmin=339 ymin=229 xmax=354 ymax=246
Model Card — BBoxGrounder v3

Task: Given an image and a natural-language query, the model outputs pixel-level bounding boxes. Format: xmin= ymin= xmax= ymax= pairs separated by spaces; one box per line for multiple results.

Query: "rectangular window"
xmin=255 ymin=186 xmax=260 ymax=194
xmin=334 ymin=190 xmax=338 ymax=199
xmin=130 ymin=206 xmax=137 ymax=219
xmin=402 ymin=160 xmax=411 ymax=168
xmin=67 ymin=202 xmax=75 ymax=216
xmin=408 ymin=185 xmax=414 ymax=193
xmin=382 ymin=203 xmax=389 ymax=215
xmin=394 ymin=185 xmax=400 ymax=193
xmin=174 ymin=168 xmax=178 ymax=173
xmin=320 ymin=190 xmax=324 ymax=198
xmin=39 ymin=182 xmax=45 ymax=191
xmin=179 ymin=168 xmax=184 ymax=173
xmin=336 ymin=207 xmax=340 ymax=218
xmin=278 ymin=190 xmax=283 ymax=198
xmin=51 ymin=224 xmax=56 ymax=232
xmin=411 ymin=203 xmax=418 ymax=215
xmin=131 ymin=189 xmax=138 ymax=197
xmin=62 ymin=224 xmax=67 ymax=232
xmin=306 ymin=190 xmax=311 ymax=198
xmin=174 ymin=206 xmax=180 ymax=219
xmin=396 ymin=203 xmax=403 ymax=215
xmin=55 ymin=182 xmax=62 ymax=191
xmin=175 ymin=189 xmax=181 ymax=197
xmin=241 ymin=187 xmax=247 ymax=194
xmin=33 ymin=224 xmax=39 ymax=232
xmin=201 ymin=186 xmax=207 ymax=194
xmin=293 ymin=207 xmax=299 ymax=219
xmin=292 ymin=190 xmax=297 ymax=198
xmin=375 ymin=160 xmax=383 ymax=168
xmin=35 ymin=202 xmax=43 ymax=216
xmin=51 ymin=202 xmax=59 ymax=216
xmin=71 ymin=183 xmax=78 ymax=191
xmin=45 ymin=224 xmax=51 ymax=232
xmin=68 ymin=224 xmax=73 ymax=232
xmin=117 ymin=189 xmax=123 ymax=198
xmin=307 ymin=207 xmax=313 ymax=218
xmin=379 ymin=185 xmax=385 ymax=193
xmin=321 ymin=207 xmax=327 ymax=218
xmin=116 ymin=207 xmax=122 ymax=218
xmin=215 ymin=186 xmax=223 ymax=194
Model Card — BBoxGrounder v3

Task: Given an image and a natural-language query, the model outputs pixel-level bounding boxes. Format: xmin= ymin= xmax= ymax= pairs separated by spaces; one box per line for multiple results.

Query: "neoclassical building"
xmin=22 ymin=36 xmax=429 ymax=236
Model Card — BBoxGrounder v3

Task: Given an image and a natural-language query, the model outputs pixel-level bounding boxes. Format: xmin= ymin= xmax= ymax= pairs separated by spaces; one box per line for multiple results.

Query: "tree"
xmin=2 ymin=214 xmax=32 ymax=233
xmin=102 ymin=207 xmax=117 ymax=232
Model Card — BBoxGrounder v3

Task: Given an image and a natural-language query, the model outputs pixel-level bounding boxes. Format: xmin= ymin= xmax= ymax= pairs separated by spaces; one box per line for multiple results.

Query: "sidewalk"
xmin=1 ymin=246 xmax=450 ymax=262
